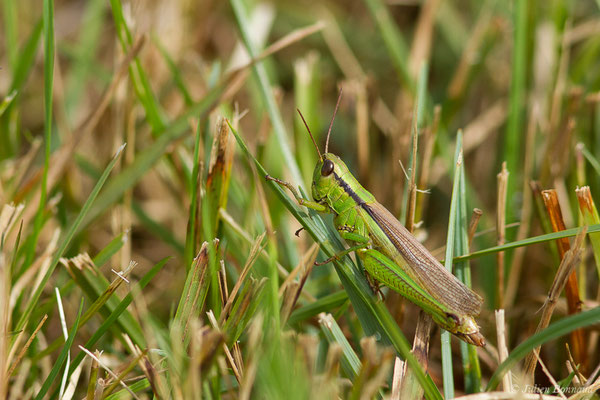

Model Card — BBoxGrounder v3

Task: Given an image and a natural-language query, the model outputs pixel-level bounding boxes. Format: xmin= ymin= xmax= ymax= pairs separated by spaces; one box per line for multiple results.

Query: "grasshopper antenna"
xmin=297 ymin=109 xmax=322 ymax=161
xmin=325 ymin=88 xmax=343 ymax=154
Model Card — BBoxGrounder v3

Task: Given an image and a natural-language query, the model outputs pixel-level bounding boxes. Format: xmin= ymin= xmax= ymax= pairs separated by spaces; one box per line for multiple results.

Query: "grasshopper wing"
xmin=364 ymin=201 xmax=483 ymax=316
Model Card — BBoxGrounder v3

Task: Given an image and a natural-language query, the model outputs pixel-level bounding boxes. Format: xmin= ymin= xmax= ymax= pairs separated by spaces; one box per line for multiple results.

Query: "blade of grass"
xmin=287 ymin=291 xmax=348 ymax=325
xmin=523 ymin=230 xmax=584 ymax=379
xmin=6 ymin=18 xmax=42 ymax=92
xmin=2 ymin=0 xmax=18 ymax=70
xmin=174 ymin=241 xmax=212 ymax=342
xmin=92 ymin=233 xmax=126 ymax=267
xmin=403 ymin=62 xmax=428 ymax=227
xmin=34 ymin=299 xmax=83 ymax=400
xmin=35 ymin=255 xmax=144 ymax=360
xmin=14 ymin=144 xmax=126 ymax=336
xmin=440 ymin=132 xmax=464 ymax=400
xmin=0 ymin=91 xmax=17 ymax=119
xmin=319 ymin=313 xmax=361 ymax=379
xmin=0 ymin=18 xmax=42 ymax=158
xmin=27 ymin=0 xmax=55 ymax=269
xmin=453 ymin=223 xmax=600 ymax=262
xmin=541 ymin=190 xmax=586 ymax=369
xmin=504 ymin=0 xmax=528 ymax=217
xmin=455 ymin=134 xmax=482 ymax=393
xmin=576 ymin=186 xmax=600 ymax=279
xmin=104 ymin=379 xmax=151 ymax=400
xmin=496 ymin=162 xmax=508 ymax=310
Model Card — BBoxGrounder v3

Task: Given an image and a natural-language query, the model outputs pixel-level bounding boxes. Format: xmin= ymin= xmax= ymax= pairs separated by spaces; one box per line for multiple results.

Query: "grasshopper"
xmin=267 ymin=94 xmax=485 ymax=346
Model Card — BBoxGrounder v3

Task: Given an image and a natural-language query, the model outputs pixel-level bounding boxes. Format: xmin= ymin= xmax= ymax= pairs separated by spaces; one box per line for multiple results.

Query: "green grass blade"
xmin=104 ymin=379 xmax=151 ymax=400
xmin=8 ymin=19 xmax=42 ymax=93
xmin=576 ymin=187 xmax=600 ymax=280
xmin=320 ymin=313 xmax=361 ymax=379
xmin=0 ymin=91 xmax=17 ymax=118
xmin=174 ymin=241 xmax=212 ymax=340
xmin=453 ymin=224 xmax=600 ymax=262
xmin=34 ymin=299 xmax=83 ymax=400
xmin=27 ymin=0 xmax=55 ymax=269
xmin=580 ymin=143 xmax=600 ymax=177
xmin=14 ymin=144 xmax=126 ymax=335
xmin=440 ymin=133 xmax=463 ymax=399
xmin=504 ymin=0 xmax=528 ymax=214
xmin=288 ymin=291 xmax=348 ymax=325
xmin=486 ymin=306 xmax=600 ymax=391
xmin=92 ymin=233 xmax=126 ymax=267
xmin=2 ymin=0 xmax=18 ymax=70
xmin=455 ymin=133 xmax=481 ymax=393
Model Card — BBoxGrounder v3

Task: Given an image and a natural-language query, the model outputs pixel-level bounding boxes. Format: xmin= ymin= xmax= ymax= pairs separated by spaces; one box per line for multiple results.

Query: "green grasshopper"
xmin=267 ymin=96 xmax=485 ymax=346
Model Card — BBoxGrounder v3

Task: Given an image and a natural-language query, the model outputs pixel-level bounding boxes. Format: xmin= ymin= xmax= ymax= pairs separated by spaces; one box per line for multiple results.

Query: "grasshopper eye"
xmin=321 ymin=159 xmax=334 ymax=176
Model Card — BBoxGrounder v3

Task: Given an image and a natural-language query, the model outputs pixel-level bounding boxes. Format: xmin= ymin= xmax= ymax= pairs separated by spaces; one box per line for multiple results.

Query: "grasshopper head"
xmin=311 ymin=153 xmax=348 ymax=203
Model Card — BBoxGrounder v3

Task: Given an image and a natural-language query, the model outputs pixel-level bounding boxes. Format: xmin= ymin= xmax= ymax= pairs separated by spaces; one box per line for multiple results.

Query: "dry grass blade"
xmin=6 ymin=315 xmax=47 ymax=379
xmin=415 ymin=104 xmax=440 ymax=221
xmin=494 ymin=310 xmax=512 ymax=392
xmin=218 ymin=208 xmax=294 ymax=284
xmin=352 ymin=337 xmax=395 ymax=399
xmin=468 ymin=208 xmax=483 ymax=247
xmin=534 ymin=352 xmax=568 ymax=400
xmin=175 ymin=241 xmax=212 ymax=341
xmin=225 ymin=21 xmax=325 ymax=78
xmin=523 ymin=228 xmax=586 ymax=378
xmin=391 ymin=357 xmax=405 ymax=400
xmin=447 ymin=3 xmax=494 ymax=98
xmin=206 ymin=118 xmax=236 ymax=235
xmin=399 ymin=310 xmax=433 ymax=400
xmin=541 ymin=190 xmax=586 ymax=371
xmin=280 ymin=243 xmax=318 ymax=324
xmin=496 ymin=162 xmax=508 ymax=309
xmin=463 ymin=99 xmax=507 ymax=155
xmin=207 ymin=311 xmax=239 ymax=383
xmin=102 ymin=352 xmax=146 ymax=397
xmin=219 ymin=232 xmax=266 ymax=324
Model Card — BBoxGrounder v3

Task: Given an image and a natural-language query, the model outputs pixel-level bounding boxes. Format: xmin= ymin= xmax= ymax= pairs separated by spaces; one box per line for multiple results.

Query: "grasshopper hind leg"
xmin=363 ymin=269 xmax=385 ymax=301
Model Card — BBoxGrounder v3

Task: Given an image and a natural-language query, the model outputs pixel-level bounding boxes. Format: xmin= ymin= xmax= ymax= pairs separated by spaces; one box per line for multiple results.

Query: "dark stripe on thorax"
xmin=333 ymin=172 xmax=366 ymax=207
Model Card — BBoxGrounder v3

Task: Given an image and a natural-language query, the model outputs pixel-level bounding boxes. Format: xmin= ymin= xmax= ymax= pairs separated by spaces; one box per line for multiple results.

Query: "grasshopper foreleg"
xmin=266 ymin=175 xmax=328 ymax=213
